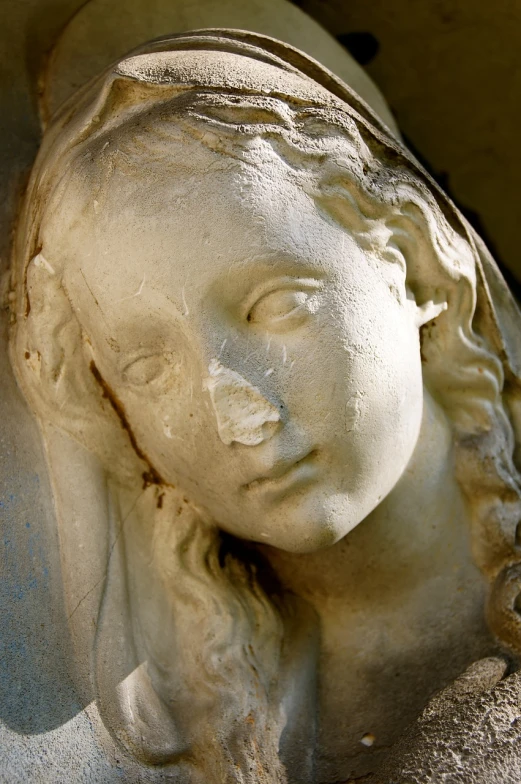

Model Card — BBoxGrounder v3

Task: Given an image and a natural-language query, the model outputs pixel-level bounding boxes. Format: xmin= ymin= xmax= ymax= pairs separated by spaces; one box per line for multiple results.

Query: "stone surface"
xmin=3 ymin=3 xmax=521 ymax=784
xmin=0 ymin=6 xmax=399 ymax=782
xmin=42 ymin=0 xmax=398 ymax=133
xmin=369 ymin=659 xmax=521 ymax=784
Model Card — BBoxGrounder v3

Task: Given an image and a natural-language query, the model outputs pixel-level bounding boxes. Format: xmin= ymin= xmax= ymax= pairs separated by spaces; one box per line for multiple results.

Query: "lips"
xmin=243 ymin=449 xmax=319 ymax=495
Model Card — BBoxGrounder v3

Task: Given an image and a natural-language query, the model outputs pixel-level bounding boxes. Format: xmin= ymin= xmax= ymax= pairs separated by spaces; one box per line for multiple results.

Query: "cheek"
xmin=283 ymin=284 xmax=421 ymax=411
xmin=334 ymin=278 xmax=423 ymax=416
xmin=116 ymin=354 xmax=211 ymax=480
xmin=283 ymin=286 xmax=423 ymax=488
xmin=354 ymin=337 xmax=423 ymax=447
xmin=338 ymin=315 xmax=424 ymax=510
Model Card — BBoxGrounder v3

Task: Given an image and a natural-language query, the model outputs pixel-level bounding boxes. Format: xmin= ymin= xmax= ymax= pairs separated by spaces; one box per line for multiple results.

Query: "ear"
xmin=413 ymin=297 xmax=448 ymax=328
xmin=19 ymin=253 xmax=90 ymax=425
xmin=14 ymin=253 xmax=142 ymax=484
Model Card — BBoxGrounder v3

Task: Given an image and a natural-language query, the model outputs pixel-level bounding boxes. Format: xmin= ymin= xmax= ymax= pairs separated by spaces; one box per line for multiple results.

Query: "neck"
xmin=259 ymin=389 xmax=495 ymax=780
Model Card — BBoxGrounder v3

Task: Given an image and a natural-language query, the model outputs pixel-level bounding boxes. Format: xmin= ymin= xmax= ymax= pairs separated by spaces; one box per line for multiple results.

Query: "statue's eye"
xmin=121 ymin=355 xmax=167 ymax=386
xmin=247 ymin=284 xmax=320 ymax=333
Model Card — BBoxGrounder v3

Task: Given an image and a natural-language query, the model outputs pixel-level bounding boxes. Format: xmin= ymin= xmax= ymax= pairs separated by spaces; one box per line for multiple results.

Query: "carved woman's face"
xmin=58 ymin=135 xmax=432 ymax=553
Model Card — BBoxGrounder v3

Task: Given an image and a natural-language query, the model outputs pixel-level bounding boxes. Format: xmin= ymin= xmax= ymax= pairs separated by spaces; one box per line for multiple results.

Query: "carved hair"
xmin=10 ymin=79 xmax=521 ymax=780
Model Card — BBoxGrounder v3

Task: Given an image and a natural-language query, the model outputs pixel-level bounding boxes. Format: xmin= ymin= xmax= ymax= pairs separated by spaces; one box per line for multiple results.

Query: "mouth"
xmin=243 ymin=449 xmax=319 ymax=495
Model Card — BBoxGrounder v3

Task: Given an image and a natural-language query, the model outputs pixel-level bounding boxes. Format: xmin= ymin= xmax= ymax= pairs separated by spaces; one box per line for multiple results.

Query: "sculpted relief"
xmin=7 ymin=26 xmax=521 ymax=784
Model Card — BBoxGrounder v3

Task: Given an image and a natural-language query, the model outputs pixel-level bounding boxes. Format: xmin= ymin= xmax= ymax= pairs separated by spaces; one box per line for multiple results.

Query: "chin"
xmin=260 ymin=493 xmax=357 ymax=554
xmin=281 ymin=529 xmax=344 ymax=554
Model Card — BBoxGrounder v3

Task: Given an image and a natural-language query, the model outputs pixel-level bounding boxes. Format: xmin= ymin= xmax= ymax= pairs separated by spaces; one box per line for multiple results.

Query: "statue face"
xmin=60 ymin=137 xmax=427 ymax=553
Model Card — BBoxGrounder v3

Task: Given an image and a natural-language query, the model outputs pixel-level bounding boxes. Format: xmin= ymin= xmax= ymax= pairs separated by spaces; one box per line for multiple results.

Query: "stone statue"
xmin=8 ymin=28 xmax=521 ymax=783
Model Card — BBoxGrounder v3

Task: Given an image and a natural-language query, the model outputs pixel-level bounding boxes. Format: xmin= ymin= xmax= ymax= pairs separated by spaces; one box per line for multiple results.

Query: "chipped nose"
xmin=203 ymin=359 xmax=280 ymax=446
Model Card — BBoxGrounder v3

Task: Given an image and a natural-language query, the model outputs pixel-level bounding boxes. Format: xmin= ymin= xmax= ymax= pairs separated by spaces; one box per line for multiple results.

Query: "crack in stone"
xmin=89 ymin=359 xmax=165 ymax=488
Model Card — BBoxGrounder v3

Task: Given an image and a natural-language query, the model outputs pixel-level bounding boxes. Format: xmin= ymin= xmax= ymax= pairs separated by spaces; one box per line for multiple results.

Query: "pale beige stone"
xmin=4 ymin=10 xmax=521 ymax=784
xmin=42 ymin=0 xmax=398 ymax=135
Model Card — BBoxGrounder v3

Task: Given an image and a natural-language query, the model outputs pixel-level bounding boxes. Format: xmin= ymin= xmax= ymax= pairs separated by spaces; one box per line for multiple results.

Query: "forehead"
xmin=61 ymin=135 xmax=347 ymax=321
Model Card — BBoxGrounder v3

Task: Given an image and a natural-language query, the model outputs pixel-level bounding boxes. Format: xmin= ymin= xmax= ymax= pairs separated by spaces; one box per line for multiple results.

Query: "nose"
xmin=203 ymin=359 xmax=281 ymax=446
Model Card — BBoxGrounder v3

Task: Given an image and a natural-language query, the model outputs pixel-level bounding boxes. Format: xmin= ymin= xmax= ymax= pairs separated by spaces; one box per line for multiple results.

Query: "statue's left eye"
xmin=121 ymin=355 xmax=166 ymax=386
xmin=247 ymin=287 xmax=319 ymax=333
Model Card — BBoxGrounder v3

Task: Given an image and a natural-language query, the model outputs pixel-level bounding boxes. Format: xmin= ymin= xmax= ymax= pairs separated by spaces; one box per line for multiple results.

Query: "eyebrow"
xmin=215 ymin=253 xmax=327 ymax=307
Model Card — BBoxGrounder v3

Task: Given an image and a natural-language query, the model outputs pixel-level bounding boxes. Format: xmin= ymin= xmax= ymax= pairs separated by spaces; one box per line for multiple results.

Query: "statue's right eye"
xmin=121 ymin=354 xmax=167 ymax=386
